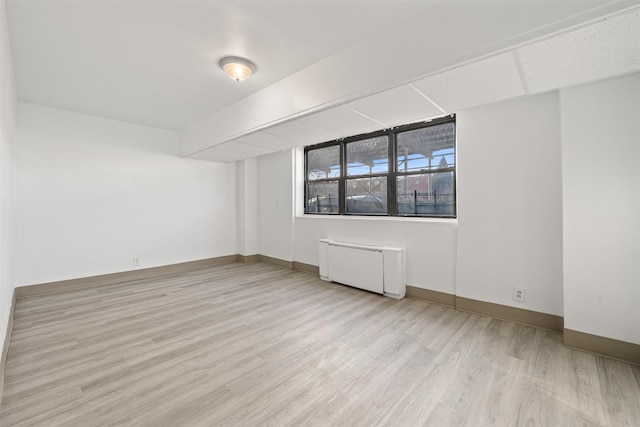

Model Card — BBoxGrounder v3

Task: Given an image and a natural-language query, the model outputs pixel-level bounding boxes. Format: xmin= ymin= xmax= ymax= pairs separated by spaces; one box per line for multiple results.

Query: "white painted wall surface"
xmin=236 ymin=157 xmax=259 ymax=256
xmin=254 ymin=146 xmax=457 ymax=293
xmin=257 ymin=150 xmax=294 ymax=261
xmin=15 ymin=103 xmax=237 ymax=286
xmin=0 ymin=0 xmax=17 ymax=344
xmin=258 ymin=94 xmax=564 ymax=303
xmin=456 ymin=92 xmax=564 ymax=316
xmin=294 ymin=216 xmax=457 ymax=294
xmin=561 ymin=73 xmax=640 ymax=344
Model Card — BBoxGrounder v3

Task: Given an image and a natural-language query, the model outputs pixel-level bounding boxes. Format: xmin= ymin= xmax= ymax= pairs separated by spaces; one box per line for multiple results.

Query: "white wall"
xmin=254 ymin=77 xmax=640 ymax=347
xmin=236 ymin=157 xmax=258 ymax=256
xmin=15 ymin=103 xmax=237 ymax=286
xmin=294 ymin=216 xmax=457 ymax=294
xmin=257 ymin=150 xmax=294 ymax=261
xmin=456 ymin=92 xmax=564 ymax=316
xmin=0 ymin=0 xmax=17 ymax=344
xmin=256 ymin=93 xmax=564 ymax=306
xmin=255 ymin=146 xmax=457 ymax=293
xmin=561 ymin=73 xmax=640 ymax=344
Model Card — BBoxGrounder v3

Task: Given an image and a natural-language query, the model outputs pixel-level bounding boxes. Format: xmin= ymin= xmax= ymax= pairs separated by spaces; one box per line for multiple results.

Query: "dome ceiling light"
xmin=219 ymin=56 xmax=256 ymax=82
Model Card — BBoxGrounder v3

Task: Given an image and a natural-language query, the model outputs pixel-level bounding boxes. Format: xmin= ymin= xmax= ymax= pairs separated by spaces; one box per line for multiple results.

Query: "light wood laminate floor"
xmin=1 ymin=262 xmax=639 ymax=426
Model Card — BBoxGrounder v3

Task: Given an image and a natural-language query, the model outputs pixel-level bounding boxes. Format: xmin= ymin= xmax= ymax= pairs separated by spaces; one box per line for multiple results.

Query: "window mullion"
xmin=388 ymin=131 xmax=396 ymax=215
xmin=339 ymin=141 xmax=345 ymax=214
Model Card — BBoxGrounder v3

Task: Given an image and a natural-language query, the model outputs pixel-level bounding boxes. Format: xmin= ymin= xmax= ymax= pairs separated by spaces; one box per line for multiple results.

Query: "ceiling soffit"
xmin=182 ymin=4 xmax=640 ymax=163
xmin=185 ymin=5 xmax=640 ymax=163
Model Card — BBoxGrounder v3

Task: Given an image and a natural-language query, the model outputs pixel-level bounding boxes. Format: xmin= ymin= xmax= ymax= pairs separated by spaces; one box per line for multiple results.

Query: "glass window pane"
xmin=397 ymin=122 xmax=455 ymax=173
xmin=306 ymin=181 xmax=339 ymax=213
xmin=346 ymin=136 xmax=388 ymax=176
xmin=397 ymin=172 xmax=454 ymax=216
xmin=345 ymin=177 xmax=387 ymax=214
xmin=307 ymin=146 xmax=340 ymax=180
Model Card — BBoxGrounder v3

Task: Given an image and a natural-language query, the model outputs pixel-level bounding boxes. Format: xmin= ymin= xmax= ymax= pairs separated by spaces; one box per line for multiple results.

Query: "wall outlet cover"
xmin=513 ymin=286 xmax=526 ymax=303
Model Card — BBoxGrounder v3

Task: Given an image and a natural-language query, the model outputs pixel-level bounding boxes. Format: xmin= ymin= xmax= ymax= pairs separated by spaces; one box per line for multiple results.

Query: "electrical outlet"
xmin=133 ymin=257 xmax=141 ymax=266
xmin=513 ymin=286 xmax=526 ymax=303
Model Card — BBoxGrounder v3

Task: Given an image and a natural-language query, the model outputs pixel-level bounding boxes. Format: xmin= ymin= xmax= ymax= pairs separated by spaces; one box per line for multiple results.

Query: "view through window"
xmin=305 ymin=115 xmax=456 ymax=218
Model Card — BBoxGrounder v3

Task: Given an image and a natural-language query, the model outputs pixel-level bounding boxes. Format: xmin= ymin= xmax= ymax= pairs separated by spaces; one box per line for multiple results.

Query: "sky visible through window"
xmin=397 ymin=149 xmax=454 ymax=172
xmin=319 ymin=148 xmax=454 ymax=177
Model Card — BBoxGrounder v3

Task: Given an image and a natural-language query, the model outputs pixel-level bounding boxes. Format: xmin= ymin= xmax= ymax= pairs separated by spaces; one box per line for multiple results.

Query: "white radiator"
xmin=318 ymin=239 xmax=405 ymax=299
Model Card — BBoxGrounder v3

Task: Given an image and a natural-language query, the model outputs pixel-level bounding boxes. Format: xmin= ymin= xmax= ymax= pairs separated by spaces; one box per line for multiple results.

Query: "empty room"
xmin=1 ymin=0 xmax=639 ymax=425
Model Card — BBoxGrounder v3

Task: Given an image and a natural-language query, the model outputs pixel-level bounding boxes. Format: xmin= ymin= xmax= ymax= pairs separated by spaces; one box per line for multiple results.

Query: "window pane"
xmin=307 ymin=146 xmax=340 ymax=180
xmin=306 ymin=181 xmax=339 ymax=213
xmin=397 ymin=122 xmax=455 ymax=173
xmin=346 ymin=136 xmax=388 ymax=176
xmin=397 ymin=172 xmax=454 ymax=216
xmin=345 ymin=177 xmax=387 ymax=214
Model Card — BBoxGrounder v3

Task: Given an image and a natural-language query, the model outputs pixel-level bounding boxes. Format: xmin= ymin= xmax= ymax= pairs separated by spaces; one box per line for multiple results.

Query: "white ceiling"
xmin=6 ymin=0 xmax=455 ymax=130
xmin=6 ymin=0 xmax=640 ymax=163
xmin=189 ymin=3 xmax=640 ymax=163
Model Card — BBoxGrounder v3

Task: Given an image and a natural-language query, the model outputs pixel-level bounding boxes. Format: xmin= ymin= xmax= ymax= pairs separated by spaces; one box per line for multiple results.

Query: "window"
xmin=304 ymin=115 xmax=455 ymax=218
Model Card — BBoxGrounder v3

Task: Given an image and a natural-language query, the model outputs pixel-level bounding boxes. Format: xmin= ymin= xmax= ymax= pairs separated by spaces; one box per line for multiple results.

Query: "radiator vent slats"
xmin=318 ymin=239 xmax=405 ymax=299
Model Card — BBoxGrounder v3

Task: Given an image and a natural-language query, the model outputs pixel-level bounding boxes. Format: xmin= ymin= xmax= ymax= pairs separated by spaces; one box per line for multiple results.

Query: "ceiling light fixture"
xmin=219 ymin=56 xmax=256 ymax=82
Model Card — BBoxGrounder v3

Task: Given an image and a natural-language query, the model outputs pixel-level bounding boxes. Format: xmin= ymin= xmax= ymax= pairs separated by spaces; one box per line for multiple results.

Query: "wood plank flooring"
xmin=1 ymin=262 xmax=639 ymax=426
